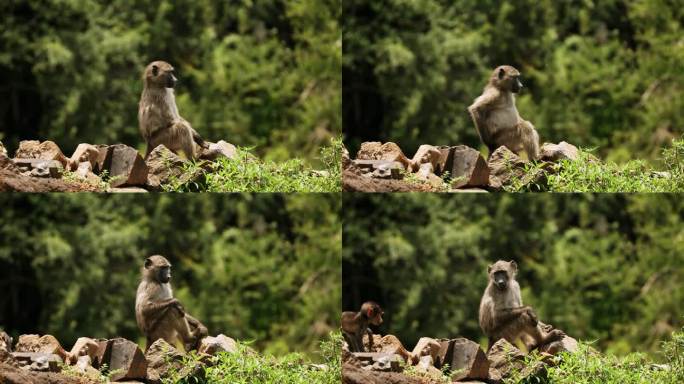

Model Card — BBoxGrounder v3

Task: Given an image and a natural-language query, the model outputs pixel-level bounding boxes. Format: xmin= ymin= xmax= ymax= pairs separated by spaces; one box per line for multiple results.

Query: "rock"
xmin=540 ymin=141 xmax=579 ymax=162
xmin=69 ymin=337 xmax=99 ymax=365
xmin=356 ymin=142 xmax=412 ymax=170
xmin=414 ymin=355 xmax=442 ymax=377
xmin=352 ymin=352 xmax=403 ymax=372
xmin=487 ymin=146 xmax=527 ymax=188
xmin=416 ymin=163 xmax=444 ymax=187
xmin=0 ymin=141 xmax=7 ymax=157
xmin=68 ymin=143 xmax=101 ymax=171
xmin=145 ymin=144 xmax=188 ymax=189
xmin=199 ymin=140 xmax=238 ymax=161
xmin=487 ymin=338 xmax=544 ymax=381
xmin=13 ymin=159 xmax=64 ymax=178
xmin=369 ymin=335 xmax=416 ymax=364
xmin=343 ymin=362 xmax=427 ymax=384
xmin=448 ymin=338 xmax=489 ymax=381
xmin=15 ymin=334 xmax=70 ymax=363
xmin=94 ymin=144 xmax=109 ymax=174
xmin=342 ymin=143 xmax=352 ymax=170
xmin=97 ymin=338 xmax=147 ymax=381
xmin=353 ymin=159 xmax=404 ymax=179
xmin=75 ymin=161 xmax=101 ymax=184
xmin=411 ymin=145 xmax=443 ymax=173
xmin=539 ymin=335 xmax=579 ymax=355
xmin=198 ymin=334 xmax=238 ymax=355
xmin=11 ymin=352 xmax=62 ymax=372
xmin=145 ymin=338 xmax=203 ymax=381
xmin=0 ymin=331 xmax=12 ymax=353
xmin=411 ymin=337 xmax=441 ymax=362
xmin=449 ymin=145 xmax=489 ymax=189
xmin=101 ymin=144 xmax=149 ymax=187
xmin=75 ymin=355 xmax=101 ymax=377
xmin=14 ymin=140 xmax=68 ymax=168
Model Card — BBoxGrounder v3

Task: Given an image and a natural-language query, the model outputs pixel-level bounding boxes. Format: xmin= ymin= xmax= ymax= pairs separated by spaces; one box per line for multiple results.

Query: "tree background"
xmin=0 ymin=194 xmax=341 ymax=359
xmin=343 ymin=194 xmax=684 ymax=358
xmin=0 ymin=0 xmax=341 ymax=165
xmin=343 ymin=0 xmax=684 ymax=163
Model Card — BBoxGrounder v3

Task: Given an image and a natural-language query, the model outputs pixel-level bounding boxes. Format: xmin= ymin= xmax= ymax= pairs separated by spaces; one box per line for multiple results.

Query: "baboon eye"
xmin=152 ymin=65 xmax=159 ymax=76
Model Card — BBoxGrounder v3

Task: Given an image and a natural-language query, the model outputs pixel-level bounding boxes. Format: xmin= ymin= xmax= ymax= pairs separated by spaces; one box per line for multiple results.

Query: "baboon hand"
xmin=548 ymin=329 xmax=565 ymax=342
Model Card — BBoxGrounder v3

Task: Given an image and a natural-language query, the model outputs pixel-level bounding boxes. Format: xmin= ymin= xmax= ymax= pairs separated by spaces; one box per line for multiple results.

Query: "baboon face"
xmin=362 ymin=301 xmax=384 ymax=326
xmin=144 ymin=60 xmax=177 ymax=89
xmin=488 ymin=260 xmax=517 ymax=291
xmin=491 ymin=65 xmax=523 ymax=93
xmin=144 ymin=255 xmax=172 ymax=283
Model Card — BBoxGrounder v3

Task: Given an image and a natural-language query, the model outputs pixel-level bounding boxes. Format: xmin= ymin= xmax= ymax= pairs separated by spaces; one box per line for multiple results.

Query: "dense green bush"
xmin=343 ymin=1 xmax=684 ymax=163
xmin=343 ymin=194 xmax=684 ymax=357
xmin=0 ymin=0 xmax=341 ymax=165
xmin=0 ymin=194 xmax=341 ymax=357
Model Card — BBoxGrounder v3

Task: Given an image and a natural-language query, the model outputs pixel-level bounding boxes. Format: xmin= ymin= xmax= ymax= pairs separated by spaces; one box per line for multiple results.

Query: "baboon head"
xmin=488 ymin=260 xmax=517 ymax=291
xmin=361 ymin=301 xmax=384 ymax=326
xmin=143 ymin=254 xmax=172 ymax=283
xmin=490 ymin=65 xmax=523 ymax=93
xmin=143 ymin=60 xmax=177 ymax=89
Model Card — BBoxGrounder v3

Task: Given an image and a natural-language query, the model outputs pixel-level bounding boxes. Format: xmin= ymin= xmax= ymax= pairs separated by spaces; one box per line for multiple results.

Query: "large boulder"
xmin=145 ymin=145 xmax=188 ymax=189
xmin=68 ymin=143 xmax=101 ymax=172
xmin=198 ymin=334 xmax=238 ymax=356
xmin=411 ymin=337 xmax=441 ymax=363
xmin=539 ymin=335 xmax=579 ymax=355
xmin=146 ymin=338 xmax=203 ymax=381
xmin=14 ymin=334 xmax=70 ymax=363
xmin=448 ymin=338 xmax=489 ymax=381
xmin=14 ymin=140 xmax=68 ymax=168
xmin=356 ymin=142 xmax=412 ymax=170
xmin=101 ymin=144 xmax=149 ymax=187
xmin=68 ymin=337 xmax=99 ymax=365
xmin=96 ymin=338 xmax=147 ymax=381
xmin=448 ymin=146 xmax=490 ymax=189
xmin=199 ymin=140 xmax=238 ymax=161
xmin=540 ymin=141 xmax=579 ymax=162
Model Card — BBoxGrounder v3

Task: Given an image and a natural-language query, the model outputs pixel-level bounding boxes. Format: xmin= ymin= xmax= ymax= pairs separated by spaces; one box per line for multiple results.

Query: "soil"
xmin=0 ymin=362 xmax=96 ymax=384
xmin=342 ymin=363 xmax=443 ymax=384
xmin=342 ymin=170 xmax=437 ymax=192
xmin=0 ymin=157 xmax=101 ymax=192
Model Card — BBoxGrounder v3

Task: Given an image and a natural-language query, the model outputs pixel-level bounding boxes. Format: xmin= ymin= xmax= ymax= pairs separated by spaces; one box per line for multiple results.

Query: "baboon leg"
xmin=170 ymin=121 xmax=196 ymax=160
xmin=522 ymin=323 xmax=564 ymax=351
xmin=518 ymin=120 xmax=540 ymax=160
xmin=184 ymin=313 xmax=208 ymax=351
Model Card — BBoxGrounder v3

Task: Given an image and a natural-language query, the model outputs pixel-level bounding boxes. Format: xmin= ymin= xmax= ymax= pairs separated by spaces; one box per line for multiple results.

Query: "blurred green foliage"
xmin=0 ymin=194 xmax=341 ymax=358
xmin=343 ymin=0 xmax=684 ymax=163
xmin=0 ymin=0 xmax=341 ymax=165
xmin=343 ymin=194 xmax=684 ymax=357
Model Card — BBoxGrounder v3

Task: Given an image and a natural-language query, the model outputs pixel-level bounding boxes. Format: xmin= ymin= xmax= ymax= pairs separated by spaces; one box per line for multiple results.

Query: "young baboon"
xmin=341 ymin=301 xmax=384 ymax=352
xmin=468 ymin=65 xmax=540 ymax=160
xmin=479 ymin=260 xmax=564 ymax=352
xmin=135 ymin=255 xmax=208 ymax=351
xmin=138 ymin=60 xmax=207 ymax=159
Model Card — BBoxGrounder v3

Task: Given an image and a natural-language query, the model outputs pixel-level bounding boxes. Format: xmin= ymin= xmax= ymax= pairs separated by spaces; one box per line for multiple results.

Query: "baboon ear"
xmin=151 ymin=65 xmax=159 ymax=76
xmin=509 ymin=260 xmax=517 ymax=271
xmin=498 ymin=67 xmax=506 ymax=80
xmin=487 ymin=264 xmax=493 ymax=274
xmin=144 ymin=257 xmax=153 ymax=269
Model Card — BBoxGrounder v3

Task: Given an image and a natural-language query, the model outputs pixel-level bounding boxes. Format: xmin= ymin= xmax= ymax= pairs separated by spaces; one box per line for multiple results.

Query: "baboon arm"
xmin=494 ymin=307 xmax=532 ymax=325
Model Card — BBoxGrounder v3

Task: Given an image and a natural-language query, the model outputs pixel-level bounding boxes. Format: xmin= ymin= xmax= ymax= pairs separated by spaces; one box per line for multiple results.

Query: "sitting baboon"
xmin=479 ymin=260 xmax=564 ymax=352
xmin=135 ymin=255 xmax=208 ymax=351
xmin=468 ymin=65 xmax=540 ymax=160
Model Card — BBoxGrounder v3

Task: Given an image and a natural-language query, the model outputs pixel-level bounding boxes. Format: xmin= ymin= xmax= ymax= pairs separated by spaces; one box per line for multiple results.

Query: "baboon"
xmin=468 ymin=65 xmax=540 ymax=160
xmin=135 ymin=255 xmax=208 ymax=351
xmin=341 ymin=301 xmax=384 ymax=352
xmin=138 ymin=60 xmax=206 ymax=159
xmin=479 ymin=260 xmax=564 ymax=352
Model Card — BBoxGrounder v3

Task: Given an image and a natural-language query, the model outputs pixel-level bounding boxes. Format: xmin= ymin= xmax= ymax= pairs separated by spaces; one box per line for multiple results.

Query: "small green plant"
xmin=505 ymin=138 xmax=684 ymax=192
xmin=163 ymin=138 xmax=342 ymax=192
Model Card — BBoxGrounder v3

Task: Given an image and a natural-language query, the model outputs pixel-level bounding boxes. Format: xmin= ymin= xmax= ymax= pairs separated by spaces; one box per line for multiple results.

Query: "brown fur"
xmin=468 ymin=65 xmax=540 ymax=160
xmin=478 ymin=260 xmax=563 ymax=352
xmin=138 ymin=61 xmax=206 ymax=159
xmin=135 ymin=255 xmax=208 ymax=351
xmin=341 ymin=301 xmax=384 ymax=352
